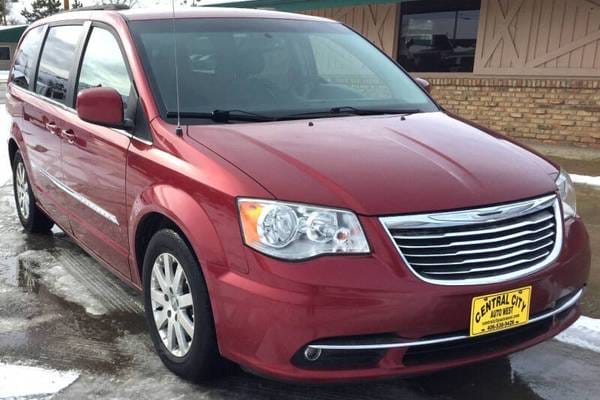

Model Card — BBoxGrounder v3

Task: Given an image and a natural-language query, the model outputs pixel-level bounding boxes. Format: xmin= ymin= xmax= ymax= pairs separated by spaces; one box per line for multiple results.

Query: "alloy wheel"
xmin=150 ymin=253 xmax=195 ymax=357
xmin=15 ymin=162 xmax=30 ymax=221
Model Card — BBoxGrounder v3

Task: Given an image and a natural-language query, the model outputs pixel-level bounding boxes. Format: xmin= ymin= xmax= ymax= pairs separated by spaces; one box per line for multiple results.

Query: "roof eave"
xmin=202 ymin=0 xmax=408 ymax=12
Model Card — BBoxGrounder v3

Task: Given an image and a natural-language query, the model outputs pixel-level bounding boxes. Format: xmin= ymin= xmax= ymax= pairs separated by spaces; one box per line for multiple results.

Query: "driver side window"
xmin=77 ymin=27 xmax=133 ymax=108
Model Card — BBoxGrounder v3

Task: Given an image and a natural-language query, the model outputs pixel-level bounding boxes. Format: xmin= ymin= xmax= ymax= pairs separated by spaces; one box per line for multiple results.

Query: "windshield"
xmin=129 ymin=18 xmax=439 ymax=122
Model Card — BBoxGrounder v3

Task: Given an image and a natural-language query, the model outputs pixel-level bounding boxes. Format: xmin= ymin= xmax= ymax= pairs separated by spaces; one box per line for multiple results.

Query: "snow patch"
xmin=41 ymin=264 xmax=109 ymax=316
xmin=571 ymin=174 xmax=600 ymax=188
xmin=0 ymin=363 xmax=79 ymax=399
xmin=19 ymin=251 xmax=108 ymax=316
xmin=555 ymin=316 xmax=600 ymax=353
xmin=0 ymin=314 xmax=59 ymax=334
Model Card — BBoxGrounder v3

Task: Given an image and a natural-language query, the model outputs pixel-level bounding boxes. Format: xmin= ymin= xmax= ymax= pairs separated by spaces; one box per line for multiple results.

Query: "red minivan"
xmin=6 ymin=6 xmax=590 ymax=383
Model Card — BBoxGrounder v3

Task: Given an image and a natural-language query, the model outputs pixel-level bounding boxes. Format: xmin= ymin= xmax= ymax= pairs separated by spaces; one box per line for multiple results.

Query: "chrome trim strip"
xmin=28 ymin=90 xmax=77 ymax=114
xmin=421 ymin=251 xmax=551 ymax=275
xmin=36 ymin=166 xmax=119 ymax=226
xmin=380 ymin=196 xmax=563 ymax=286
xmin=398 ymin=225 xmax=555 ymax=249
xmin=307 ymin=288 xmax=583 ymax=351
xmin=409 ymin=241 xmax=554 ymax=267
xmin=383 ymin=194 xmax=556 ymax=229
xmin=403 ymin=233 xmax=554 ymax=257
xmin=131 ymin=135 xmax=153 ymax=146
xmin=392 ymin=212 xmax=554 ymax=239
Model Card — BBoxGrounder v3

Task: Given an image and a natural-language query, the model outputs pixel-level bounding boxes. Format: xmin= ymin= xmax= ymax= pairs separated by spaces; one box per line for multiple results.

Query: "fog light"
xmin=303 ymin=347 xmax=322 ymax=362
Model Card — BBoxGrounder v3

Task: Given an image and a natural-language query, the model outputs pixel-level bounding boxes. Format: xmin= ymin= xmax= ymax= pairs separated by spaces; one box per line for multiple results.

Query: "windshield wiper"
xmin=166 ymin=107 xmax=422 ymax=123
xmin=166 ymin=110 xmax=276 ymax=123
xmin=332 ymin=106 xmax=422 ymax=115
xmin=281 ymin=106 xmax=422 ymax=120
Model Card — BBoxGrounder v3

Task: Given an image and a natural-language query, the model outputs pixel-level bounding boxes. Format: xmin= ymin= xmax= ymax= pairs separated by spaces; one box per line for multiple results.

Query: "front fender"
xmin=126 ymin=119 xmax=273 ymax=289
xmin=129 ymin=183 xmax=249 ymax=286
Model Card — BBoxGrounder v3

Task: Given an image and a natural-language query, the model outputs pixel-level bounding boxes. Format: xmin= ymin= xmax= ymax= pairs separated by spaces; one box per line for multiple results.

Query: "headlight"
xmin=555 ymin=169 xmax=576 ymax=219
xmin=238 ymin=199 xmax=370 ymax=260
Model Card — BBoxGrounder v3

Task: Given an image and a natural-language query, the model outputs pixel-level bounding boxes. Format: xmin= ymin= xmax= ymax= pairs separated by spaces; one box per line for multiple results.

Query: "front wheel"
xmin=143 ymin=229 xmax=224 ymax=381
xmin=12 ymin=151 xmax=54 ymax=233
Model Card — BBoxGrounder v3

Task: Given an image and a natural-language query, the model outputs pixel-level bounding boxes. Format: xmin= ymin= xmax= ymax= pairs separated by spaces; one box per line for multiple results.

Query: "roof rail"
xmin=65 ymin=4 xmax=130 ymax=12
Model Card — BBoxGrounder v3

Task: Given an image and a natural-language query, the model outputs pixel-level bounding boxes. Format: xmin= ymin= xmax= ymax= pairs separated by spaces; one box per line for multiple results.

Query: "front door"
xmin=60 ymin=26 xmax=135 ymax=279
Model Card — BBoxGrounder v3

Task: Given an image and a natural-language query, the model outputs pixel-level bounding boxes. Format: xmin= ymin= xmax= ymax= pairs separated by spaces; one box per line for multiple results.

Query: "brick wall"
xmin=425 ymin=77 xmax=600 ymax=148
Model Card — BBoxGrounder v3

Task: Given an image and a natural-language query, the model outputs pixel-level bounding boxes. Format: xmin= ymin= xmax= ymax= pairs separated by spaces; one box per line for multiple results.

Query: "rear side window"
xmin=77 ymin=27 xmax=132 ymax=106
xmin=10 ymin=26 xmax=45 ymax=90
xmin=36 ymin=25 xmax=83 ymax=104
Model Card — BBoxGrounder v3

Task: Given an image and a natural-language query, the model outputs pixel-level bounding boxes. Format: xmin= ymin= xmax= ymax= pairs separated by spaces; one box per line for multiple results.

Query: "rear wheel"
xmin=143 ymin=229 xmax=223 ymax=381
xmin=12 ymin=152 xmax=54 ymax=233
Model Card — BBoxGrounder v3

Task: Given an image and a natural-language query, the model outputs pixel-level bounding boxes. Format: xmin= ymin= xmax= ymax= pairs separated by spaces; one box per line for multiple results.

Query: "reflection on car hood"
xmin=186 ymin=112 xmax=558 ymax=216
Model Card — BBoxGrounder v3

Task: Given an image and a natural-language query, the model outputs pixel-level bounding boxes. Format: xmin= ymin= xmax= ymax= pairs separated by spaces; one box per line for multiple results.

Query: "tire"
xmin=12 ymin=151 xmax=54 ymax=233
xmin=143 ymin=229 xmax=223 ymax=381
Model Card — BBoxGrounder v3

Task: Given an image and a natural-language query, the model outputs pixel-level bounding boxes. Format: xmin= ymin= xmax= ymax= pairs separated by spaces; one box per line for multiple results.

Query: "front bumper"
xmin=205 ymin=216 xmax=590 ymax=382
xmin=305 ymin=287 xmax=582 ymax=352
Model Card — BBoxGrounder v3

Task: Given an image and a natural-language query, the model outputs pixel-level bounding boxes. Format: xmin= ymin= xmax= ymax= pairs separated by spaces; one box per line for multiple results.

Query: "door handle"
xmin=61 ymin=129 xmax=76 ymax=144
xmin=45 ymin=122 xmax=59 ymax=134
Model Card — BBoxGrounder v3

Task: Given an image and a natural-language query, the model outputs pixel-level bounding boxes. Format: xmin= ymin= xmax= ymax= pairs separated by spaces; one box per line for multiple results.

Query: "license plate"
xmin=470 ymin=286 xmax=532 ymax=337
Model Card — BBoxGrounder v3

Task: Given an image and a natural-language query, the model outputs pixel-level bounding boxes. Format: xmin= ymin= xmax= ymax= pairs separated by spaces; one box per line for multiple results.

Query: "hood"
xmin=187 ymin=112 xmax=558 ymax=216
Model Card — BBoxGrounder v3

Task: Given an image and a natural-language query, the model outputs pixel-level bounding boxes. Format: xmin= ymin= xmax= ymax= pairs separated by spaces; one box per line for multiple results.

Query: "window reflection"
xmin=11 ymin=26 xmax=44 ymax=90
xmin=36 ymin=25 xmax=83 ymax=103
xmin=398 ymin=1 xmax=480 ymax=73
xmin=130 ymin=19 xmax=438 ymax=118
xmin=77 ymin=28 xmax=132 ymax=108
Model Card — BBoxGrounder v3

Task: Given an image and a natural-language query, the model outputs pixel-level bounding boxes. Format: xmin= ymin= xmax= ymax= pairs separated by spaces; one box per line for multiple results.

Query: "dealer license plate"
xmin=470 ymin=286 xmax=532 ymax=336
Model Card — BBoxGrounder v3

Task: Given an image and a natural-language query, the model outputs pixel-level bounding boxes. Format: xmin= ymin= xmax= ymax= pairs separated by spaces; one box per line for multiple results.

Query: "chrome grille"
xmin=380 ymin=195 xmax=562 ymax=285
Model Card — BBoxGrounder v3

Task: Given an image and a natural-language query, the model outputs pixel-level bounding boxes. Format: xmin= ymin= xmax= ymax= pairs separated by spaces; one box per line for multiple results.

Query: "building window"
xmin=398 ymin=0 xmax=481 ymax=73
xmin=0 ymin=47 xmax=10 ymax=61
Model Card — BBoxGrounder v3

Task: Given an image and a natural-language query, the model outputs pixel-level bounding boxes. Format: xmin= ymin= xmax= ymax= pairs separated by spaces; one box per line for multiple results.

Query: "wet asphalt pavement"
xmin=0 ymin=90 xmax=599 ymax=398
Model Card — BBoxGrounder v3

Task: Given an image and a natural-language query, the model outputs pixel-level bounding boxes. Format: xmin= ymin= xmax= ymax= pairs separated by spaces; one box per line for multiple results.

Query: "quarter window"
xmin=36 ymin=25 xmax=83 ymax=104
xmin=77 ymin=28 xmax=132 ymax=106
xmin=10 ymin=26 xmax=45 ymax=90
xmin=398 ymin=0 xmax=481 ymax=73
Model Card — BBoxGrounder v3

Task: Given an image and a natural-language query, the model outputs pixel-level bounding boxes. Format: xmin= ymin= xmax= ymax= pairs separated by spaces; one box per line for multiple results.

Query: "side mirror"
xmin=415 ymin=78 xmax=432 ymax=94
xmin=76 ymin=87 xmax=125 ymax=128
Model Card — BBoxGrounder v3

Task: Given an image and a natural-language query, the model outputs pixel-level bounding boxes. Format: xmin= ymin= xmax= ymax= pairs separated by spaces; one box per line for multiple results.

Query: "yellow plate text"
xmin=470 ymin=286 xmax=532 ymax=337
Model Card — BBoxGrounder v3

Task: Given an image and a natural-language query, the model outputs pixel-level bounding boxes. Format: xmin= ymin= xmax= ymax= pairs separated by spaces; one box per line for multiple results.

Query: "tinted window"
xmin=398 ymin=1 xmax=480 ymax=72
xmin=77 ymin=28 xmax=132 ymax=106
xmin=36 ymin=25 xmax=83 ymax=104
xmin=130 ymin=19 xmax=437 ymax=123
xmin=10 ymin=26 xmax=45 ymax=89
